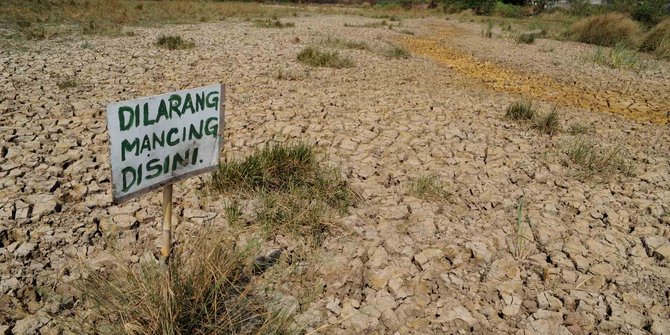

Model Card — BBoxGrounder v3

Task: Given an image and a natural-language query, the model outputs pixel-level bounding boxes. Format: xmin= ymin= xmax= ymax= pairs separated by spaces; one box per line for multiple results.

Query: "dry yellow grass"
xmin=567 ymin=13 xmax=640 ymax=47
xmin=640 ymin=18 xmax=670 ymax=59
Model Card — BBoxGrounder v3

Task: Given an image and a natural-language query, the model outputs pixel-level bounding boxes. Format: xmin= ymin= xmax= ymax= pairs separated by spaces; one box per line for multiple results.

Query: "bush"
xmin=567 ymin=13 xmax=640 ymax=47
xmin=494 ymin=2 xmax=524 ymax=17
xmin=639 ymin=18 xmax=670 ymax=59
xmin=443 ymin=0 xmax=496 ymax=15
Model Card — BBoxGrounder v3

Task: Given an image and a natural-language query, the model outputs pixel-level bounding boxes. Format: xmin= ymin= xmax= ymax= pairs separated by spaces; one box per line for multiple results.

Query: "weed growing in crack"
xmin=254 ymin=18 xmax=294 ymax=28
xmin=563 ymin=140 xmax=636 ymax=179
xmin=532 ymin=107 xmax=560 ymax=135
xmin=319 ymin=36 xmax=370 ymax=50
xmin=505 ymin=100 xmax=535 ymax=121
xmin=75 ymin=237 xmax=294 ymax=335
xmin=211 ymin=143 xmax=357 ymax=245
xmin=408 ymin=175 xmax=450 ymax=202
xmin=296 ymin=47 xmax=354 ymax=68
xmin=568 ymin=122 xmax=590 ymax=135
xmin=382 ymin=45 xmax=411 ymax=59
xmin=156 ymin=35 xmax=194 ymax=50
xmin=57 ymin=79 xmax=78 ymax=89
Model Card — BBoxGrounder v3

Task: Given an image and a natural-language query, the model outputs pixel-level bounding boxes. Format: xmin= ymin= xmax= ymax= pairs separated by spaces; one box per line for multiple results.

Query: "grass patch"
xmin=516 ymin=32 xmax=536 ymax=44
xmin=563 ymin=140 xmax=635 ymax=179
xmin=156 ymin=35 xmax=194 ymax=50
xmin=296 ymin=47 xmax=354 ymax=68
xmin=254 ymin=18 xmax=294 ymax=28
xmin=76 ymin=237 xmax=293 ymax=335
xmin=382 ymin=45 xmax=411 ymax=59
xmin=408 ymin=175 xmax=450 ymax=202
xmin=57 ymin=79 xmax=78 ymax=89
xmin=568 ymin=122 xmax=590 ymax=135
xmin=505 ymin=100 xmax=535 ymax=121
xmin=567 ymin=13 xmax=639 ymax=47
xmin=319 ymin=36 xmax=369 ymax=50
xmin=399 ymin=29 xmax=415 ymax=35
xmin=483 ymin=19 xmax=493 ymax=38
xmin=532 ymin=107 xmax=560 ymax=135
xmin=586 ymin=42 xmax=645 ymax=70
xmin=225 ymin=199 xmax=243 ymax=224
xmin=211 ymin=144 xmax=356 ymax=245
xmin=639 ymin=18 xmax=670 ymax=59
xmin=344 ymin=20 xmax=388 ymax=28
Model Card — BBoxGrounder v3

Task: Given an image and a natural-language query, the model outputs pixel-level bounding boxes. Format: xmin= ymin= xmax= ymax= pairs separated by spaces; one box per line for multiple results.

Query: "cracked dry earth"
xmin=1 ymin=14 xmax=670 ymax=335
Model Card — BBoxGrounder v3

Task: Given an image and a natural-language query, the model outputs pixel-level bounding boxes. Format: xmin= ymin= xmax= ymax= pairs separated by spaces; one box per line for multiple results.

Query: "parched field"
xmin=1 ymin=9 xmax=670 ymax=335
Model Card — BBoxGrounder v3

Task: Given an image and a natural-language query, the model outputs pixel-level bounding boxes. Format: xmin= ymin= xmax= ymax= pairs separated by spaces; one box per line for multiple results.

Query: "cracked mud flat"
xmin=1 ymin=14 xmax=670 ymax=335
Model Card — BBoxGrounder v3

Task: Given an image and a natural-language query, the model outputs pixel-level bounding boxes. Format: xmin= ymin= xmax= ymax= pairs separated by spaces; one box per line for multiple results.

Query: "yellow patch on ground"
xmin=400 ymin=29 xmax=669 ymax=124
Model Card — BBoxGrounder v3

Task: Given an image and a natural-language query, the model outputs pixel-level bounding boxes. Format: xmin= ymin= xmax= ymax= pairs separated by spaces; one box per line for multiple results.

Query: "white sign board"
xmin=107 ymin=84 xmax=224 ymax=203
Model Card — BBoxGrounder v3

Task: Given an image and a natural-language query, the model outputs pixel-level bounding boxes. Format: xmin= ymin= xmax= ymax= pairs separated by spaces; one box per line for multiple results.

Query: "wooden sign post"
xmin=107 ymin=84 xmax=225 ymax=263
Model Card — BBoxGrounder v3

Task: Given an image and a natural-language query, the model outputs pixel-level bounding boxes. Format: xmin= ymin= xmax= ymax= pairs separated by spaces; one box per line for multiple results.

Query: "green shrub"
xmin=443 ymin=0 xmax=496 ymax=15
xmin=567 ymin=13 xmax=640 ymax=47
xmin=494 ymin=2 xmax=524 ymax=17
xmin=296 ymin=47 xmax=354 ymax=68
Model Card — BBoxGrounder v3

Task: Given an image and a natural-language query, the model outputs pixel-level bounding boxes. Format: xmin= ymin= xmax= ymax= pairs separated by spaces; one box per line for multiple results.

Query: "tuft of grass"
xmin=505 ymin=100 xmax=535 ymax=121
xmin=320 ymin=36 xmax=369 ymax=50
xmin=75 ymin=237 xmax=294 ymax=335
xmin=511 ymin=193 xmax=532 ymax=261
xmin=586 ymin=42 xmax=644 ymax=70
xmin=156 ymin=35 xmax=194 ymax=50
xmin=225 ymin=199 xmax=243 ymax=224
xmin=483 ymin=19 xmax=493 ymax=38
xmin=568 ymin=122 xmax=590 ymax=135
xmin=532 ymin=107 xmax=560 ymax=135
xmin=563 ymin=140 xmax=635 ymax=179
xmin=211 ymin=144 xmax=357 ymax=245
xmin=57 ymin=79 xmax=78 ymax=89
xmin=408 ymin=175 xmax=450 ymax=202
xmin=344 ymin=20 xmax=388 ymax=28
xmin=382 ymin=45 xmax=411 ymax=59
xmin=399 ymin=29 xmax=415 ymax=35
xmin=296 ymin=47 xmax=354 ymax=68
xmin=254 ymin=18 xmax=294 ymax=28
xmin=639 ymin=19 xmax=670 ymax=59
xmin=567 ymin=13 xmax=639 ymax=47
xmin=516 ymin=32 xmax=536 ymax=44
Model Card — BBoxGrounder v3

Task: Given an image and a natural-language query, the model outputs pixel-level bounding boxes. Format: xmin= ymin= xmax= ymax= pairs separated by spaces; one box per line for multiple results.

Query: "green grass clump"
xmin=408 ymin=175 xmax=450 ymax=202
xmin=567 ymin=13 xmax=639 ymax=47
xmin=382 ymin=45 xmax=411 ymax=59
xmin=568 ymin=122 xmax=590 ymax=135
xmin=563 ymin=140 xmax=635 ymax=179
xmin=516 ymin=32 xmax=536 ymax=44
xmin=505 ymin=100 xmax=535 ymax=121
xmin=532 ymin=107 xmax=560 ymax=135
xmin=587 ymin=43 xmax=644 ymax=70
xmin=211 ymin=144 xmax=357 ymax=245
xmin=76 ymin=238 xmax=293 ymax=335
xmin=320 ymin=36 xmax=370 ymax=50
xmin=254 ymin=18 xmax=294 ymax=28
xmin=156 ymin=35 xmax=194 ymax=50
xmin=344 ymin=20 xmax=388 ymax=28
xmin=296 ymin=47 xmax=354 ymax=68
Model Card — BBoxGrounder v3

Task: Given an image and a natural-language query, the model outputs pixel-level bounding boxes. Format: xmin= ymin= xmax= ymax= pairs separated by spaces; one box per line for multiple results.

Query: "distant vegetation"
xmin=297 ymin=47 xmax=355 ymax=68
xmin=156 ymin=35 xmax=194 ymax=50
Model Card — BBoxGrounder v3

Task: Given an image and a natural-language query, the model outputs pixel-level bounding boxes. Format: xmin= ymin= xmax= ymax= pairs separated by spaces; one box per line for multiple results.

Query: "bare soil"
xmin=1 ymin=14 xmax=669 ymax=335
